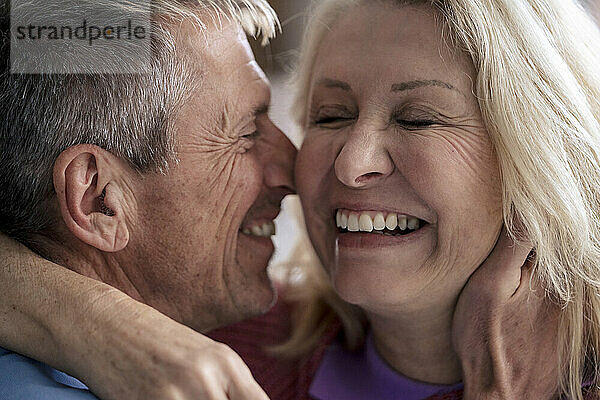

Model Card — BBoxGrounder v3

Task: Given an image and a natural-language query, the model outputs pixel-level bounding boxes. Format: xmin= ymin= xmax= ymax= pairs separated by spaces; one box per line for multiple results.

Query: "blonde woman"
xmin=284 ymin=0 xmax=600 ymax=398
xmin=287 ymin=0 xmax=600 ymax=399
xmin=2 ymin=0 xmax=600 ymax=399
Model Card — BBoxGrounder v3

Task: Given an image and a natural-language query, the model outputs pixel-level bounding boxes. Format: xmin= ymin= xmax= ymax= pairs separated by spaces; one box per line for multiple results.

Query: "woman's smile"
xmin=334 ymin=209 xmax=432 ymax=249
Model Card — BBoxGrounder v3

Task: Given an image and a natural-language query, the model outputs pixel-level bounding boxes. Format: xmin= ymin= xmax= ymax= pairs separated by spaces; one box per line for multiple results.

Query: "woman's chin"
xmin=323 ymin=226 xmax=435 ymax=307
xmin=329 ymin=259 xmax=430 ymax=309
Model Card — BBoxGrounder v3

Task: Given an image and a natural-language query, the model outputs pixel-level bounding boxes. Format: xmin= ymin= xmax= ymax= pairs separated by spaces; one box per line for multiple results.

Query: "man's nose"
xmin=334 ymin=127 xmax=394 ymax=189
xmin=260 ymin=121 xmax=297 ymax=196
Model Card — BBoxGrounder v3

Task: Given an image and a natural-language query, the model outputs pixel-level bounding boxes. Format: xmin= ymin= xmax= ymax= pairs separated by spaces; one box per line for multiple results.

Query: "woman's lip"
xmin=336 ymin=223 xmax=433 ymax=249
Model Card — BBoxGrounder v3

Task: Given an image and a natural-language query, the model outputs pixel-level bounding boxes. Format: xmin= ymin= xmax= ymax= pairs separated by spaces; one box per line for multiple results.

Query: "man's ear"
xmin=53 ymin=144 xmax=131 ymax=252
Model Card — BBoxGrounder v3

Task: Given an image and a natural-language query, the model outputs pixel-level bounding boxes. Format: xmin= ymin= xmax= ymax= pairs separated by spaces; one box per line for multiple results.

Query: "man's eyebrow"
xmin=391 ymin=80 xmax=459 ymax=93
xmin=253 ymin=103 xmax=269 ymax=117
xmin=315 ymin=78 xmax=352 ymax=92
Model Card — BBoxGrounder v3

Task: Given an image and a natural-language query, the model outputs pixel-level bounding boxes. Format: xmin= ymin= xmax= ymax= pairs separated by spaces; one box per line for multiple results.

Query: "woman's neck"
xmin=366 ymin=297 xmax=463 ymax=385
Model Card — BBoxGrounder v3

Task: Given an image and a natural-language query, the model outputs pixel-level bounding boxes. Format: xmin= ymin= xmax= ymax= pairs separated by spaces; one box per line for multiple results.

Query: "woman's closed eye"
xmin=395 ymin=118 xmax=438 ymax=129
xmin=310 ymin=105 xmax=356 ymax=128
xmin=315 ymin=115 xmax=355 ymax=125
xmin=392 ymin=105 xmax=446 ymax=130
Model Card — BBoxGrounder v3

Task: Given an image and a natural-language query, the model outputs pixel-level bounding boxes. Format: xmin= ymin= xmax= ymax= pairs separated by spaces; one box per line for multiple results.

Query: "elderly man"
xmin=0 ymin=0 xmax=294 ymax=399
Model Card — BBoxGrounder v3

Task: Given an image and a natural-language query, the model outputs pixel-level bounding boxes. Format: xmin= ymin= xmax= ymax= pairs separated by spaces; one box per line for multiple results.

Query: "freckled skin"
xmin=295 ymin=3 xmax=503 ymax=382
xmin=115 ymin=20 xmax=296 ymax=333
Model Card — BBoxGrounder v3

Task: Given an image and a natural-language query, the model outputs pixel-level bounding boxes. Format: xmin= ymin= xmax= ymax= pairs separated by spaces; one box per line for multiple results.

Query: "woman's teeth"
xmin=242 ymin=221 xmax=276 ymax=238
xmin=336 ymin=210 xmax=422 ymax=234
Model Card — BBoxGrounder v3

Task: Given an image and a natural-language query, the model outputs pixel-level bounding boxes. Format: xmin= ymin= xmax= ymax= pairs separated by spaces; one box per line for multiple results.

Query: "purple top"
xmin=309 ymin=332 xmax=464 ymax=400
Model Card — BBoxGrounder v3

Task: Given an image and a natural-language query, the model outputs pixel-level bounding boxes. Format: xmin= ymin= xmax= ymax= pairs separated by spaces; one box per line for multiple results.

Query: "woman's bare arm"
xmin=0 ymin=233 xmax=269 ymax=400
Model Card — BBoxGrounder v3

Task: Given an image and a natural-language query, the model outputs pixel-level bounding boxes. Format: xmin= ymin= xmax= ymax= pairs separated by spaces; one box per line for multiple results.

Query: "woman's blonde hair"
xmin=282 ymin=0 xmax=600 ymax=398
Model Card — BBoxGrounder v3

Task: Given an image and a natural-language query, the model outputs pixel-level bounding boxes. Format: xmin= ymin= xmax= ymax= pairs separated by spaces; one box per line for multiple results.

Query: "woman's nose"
xmin=334 ymin=130 xmax=394 ymax=188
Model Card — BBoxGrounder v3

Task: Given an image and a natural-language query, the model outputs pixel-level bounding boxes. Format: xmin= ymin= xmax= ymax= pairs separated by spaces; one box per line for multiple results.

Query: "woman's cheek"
xmin=296 ymin=136 xmax=329 ymax=202
xmin=404 ymin=136 xmax=502 ymax=266
xmin=296 ymin=136 xmax=336 ymax=258
xmin=400 ymin=133 xmax=499 ymax=202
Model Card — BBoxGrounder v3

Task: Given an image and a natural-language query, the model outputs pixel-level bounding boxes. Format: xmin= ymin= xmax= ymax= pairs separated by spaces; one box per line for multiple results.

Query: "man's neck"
xmin=366 ymin=295 xmax=463 ymax=385
xmin=30 ymin=230 xmax=146 ymax=304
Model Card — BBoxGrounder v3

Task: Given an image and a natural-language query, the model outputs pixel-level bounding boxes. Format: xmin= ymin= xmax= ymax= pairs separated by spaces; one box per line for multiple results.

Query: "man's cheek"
xmin=196 ymin=147 xmax=247 ymax=192
xmin=214 ymin=152 xmax=262 ymax=217
xmin=242 ymin=152 xmax=262 ymax=187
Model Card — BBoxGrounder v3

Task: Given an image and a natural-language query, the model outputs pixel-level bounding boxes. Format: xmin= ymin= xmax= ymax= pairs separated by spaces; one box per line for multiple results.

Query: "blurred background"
xmin=251 ymin=0 xmax=311 ymax=148
xmin=586 ymin=0 xmax=600 ymax=22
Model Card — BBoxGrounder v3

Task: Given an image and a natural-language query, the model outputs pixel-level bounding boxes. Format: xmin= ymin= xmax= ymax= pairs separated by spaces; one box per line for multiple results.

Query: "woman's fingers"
xmin=227 ymin=377 xmax=270 ymax=400
xmin=473 ymin=224 xmax=534 ymax=300
xmin=454 ymin=223 xmax=560 ymax=400
xmin=190 ymin=344 xmax=270 ymax=400
xmin=77 ymin=303 xmax=272 ymax=400
xmin=222 ymin=349 xmax=270 ymax=400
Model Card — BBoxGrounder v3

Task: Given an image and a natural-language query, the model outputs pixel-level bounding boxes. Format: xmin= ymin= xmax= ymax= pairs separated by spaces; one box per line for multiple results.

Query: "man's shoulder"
xmin=0 ymin=347 xmax=98 ymax=400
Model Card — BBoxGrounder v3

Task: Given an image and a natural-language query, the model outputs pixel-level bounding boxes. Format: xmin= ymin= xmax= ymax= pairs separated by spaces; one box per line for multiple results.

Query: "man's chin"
xmin=190 ymin=277 xmax=275 ymax=334
xmin=239 ymin=271 xmax=277 ymax=315
xmin=214 ymin=277 xmax=276 ymax=331
xmin=236 ymin=229 xmax=275 ymax=275
xmin=217 ymin=230 xmax=277 ymax=324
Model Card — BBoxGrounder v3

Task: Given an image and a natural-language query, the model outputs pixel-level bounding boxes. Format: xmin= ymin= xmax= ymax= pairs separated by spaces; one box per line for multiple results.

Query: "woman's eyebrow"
xmin=391 ymin=80 xmax=461 ymax=94
xmin=315 ymin=78 xmax=464 ymax=98
xmin=315 ymin=78 xmax=352 ymax=92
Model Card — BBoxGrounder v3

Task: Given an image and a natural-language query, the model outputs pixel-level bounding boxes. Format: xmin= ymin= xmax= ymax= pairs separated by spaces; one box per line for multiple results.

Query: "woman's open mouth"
xmin=335 ymin=209 xmax=427 ymax=235
xmin=334 ymin=209 xmax=430 ymax=248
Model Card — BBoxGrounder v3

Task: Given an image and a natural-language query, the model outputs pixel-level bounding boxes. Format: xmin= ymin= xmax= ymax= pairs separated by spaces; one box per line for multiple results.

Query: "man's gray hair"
xmin=0 ymin=0 xmax=279 ymax=238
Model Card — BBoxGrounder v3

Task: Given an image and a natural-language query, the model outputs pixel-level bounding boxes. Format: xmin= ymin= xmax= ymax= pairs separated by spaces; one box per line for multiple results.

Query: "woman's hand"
xmin=0 ymin=233 xmax=269 ymax=400
xmin=452 ymin=226 xmax=560 ymax=400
